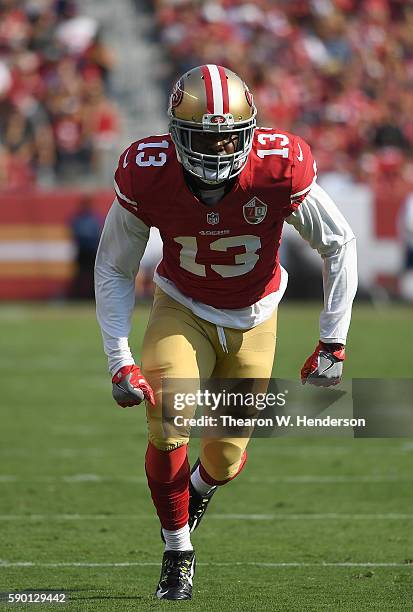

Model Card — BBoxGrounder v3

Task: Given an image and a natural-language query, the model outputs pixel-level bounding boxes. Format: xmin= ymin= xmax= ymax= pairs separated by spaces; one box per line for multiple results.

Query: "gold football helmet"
xmin=168 ymin=64 xmax=257 ymax=184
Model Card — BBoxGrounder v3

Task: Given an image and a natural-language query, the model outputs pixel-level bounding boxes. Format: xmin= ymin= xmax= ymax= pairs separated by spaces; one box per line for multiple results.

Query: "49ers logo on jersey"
xmin=243 ymin=197 xmax=267 ymax=224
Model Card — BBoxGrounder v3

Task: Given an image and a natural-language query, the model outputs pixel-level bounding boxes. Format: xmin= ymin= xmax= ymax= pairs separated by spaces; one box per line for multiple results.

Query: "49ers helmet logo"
xmin=243 ymin=197 xmax=267 ymax=224
xmin=170 ymin=78 xmax=184 ymax=109
xmin=210 ymin=115 xmax=226 ymax=124
xmin=244 ymin=85 xmax=253 ymax=107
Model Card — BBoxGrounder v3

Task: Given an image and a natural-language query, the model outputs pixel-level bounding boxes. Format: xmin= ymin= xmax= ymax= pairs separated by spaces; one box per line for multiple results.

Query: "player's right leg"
xmin=141 ymin=288 xmax=216 ymax=600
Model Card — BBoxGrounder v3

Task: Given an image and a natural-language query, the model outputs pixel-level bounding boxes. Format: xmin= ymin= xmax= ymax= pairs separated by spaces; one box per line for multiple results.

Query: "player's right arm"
xmin=95 ymin=144 xmax=156 ymax=407
xmin=95 ymin=199 xmax=149 ymax=371
xmin=95 ymin=201 xmax=155 ymax=406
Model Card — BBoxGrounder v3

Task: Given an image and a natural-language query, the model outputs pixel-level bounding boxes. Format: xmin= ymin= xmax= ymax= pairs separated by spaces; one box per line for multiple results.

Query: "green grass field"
xmin=1 ymin=302 xmax=413 ymax=611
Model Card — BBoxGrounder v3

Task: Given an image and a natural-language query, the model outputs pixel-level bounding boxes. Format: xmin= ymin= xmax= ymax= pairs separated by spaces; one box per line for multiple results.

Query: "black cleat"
xmin=188 ymin=460 xmax=217 ymax=533
xmin=155 ymin=549 xmax=195 ymax=600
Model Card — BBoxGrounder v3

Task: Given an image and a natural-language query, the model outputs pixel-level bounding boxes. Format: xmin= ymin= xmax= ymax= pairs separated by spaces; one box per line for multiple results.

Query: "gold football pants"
xmin=141 ymin=287 xmax=277 ymax=482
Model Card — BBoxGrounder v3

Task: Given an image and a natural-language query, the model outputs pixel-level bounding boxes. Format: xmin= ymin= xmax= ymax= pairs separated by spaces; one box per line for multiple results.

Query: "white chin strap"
xmin=191 ymin=163 xmax=231 ymax=184
xmin=175 ymin=148 xmax=238 ymax=184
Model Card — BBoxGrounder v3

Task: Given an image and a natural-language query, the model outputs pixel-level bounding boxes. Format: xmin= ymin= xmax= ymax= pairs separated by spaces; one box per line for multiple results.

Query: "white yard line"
xmin=244 ymin=475 xmax=411 ymax=483
xmin=0 ymin=513 xmax=412 ymax=521
xmin=253 ymin=444 xmax=413 ymax=455
xmin=0 ymin=475 xmax=146 ymax=483
xmin=0 ymin=474 xmax=411 ymax=484
xmin=1 ymin=444 xmax=412 ymax=455
xmin=0 ymin=561 xmax=411 ymax=568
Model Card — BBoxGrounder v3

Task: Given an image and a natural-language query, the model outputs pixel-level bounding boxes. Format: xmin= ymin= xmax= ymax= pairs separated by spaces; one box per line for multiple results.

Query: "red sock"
xmin=199 ymin=450 xmax=248 ymax=486
xmin=145 ymin=442 xmax=189 ymax=530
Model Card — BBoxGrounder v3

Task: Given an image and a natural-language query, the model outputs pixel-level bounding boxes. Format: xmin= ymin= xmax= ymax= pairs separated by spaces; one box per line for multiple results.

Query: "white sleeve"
xmin=285 ymin=182 xmax=358 ymax=344
xmin=94 ymin=200 xmax=150 ymax=374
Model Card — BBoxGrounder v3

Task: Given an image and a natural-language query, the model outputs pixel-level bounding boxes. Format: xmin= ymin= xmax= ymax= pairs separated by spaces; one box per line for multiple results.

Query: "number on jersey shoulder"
xmin=257 ymin=130 xmax=290 ymax=159
xmin=135 ymin=140 xmax=169 ymax=167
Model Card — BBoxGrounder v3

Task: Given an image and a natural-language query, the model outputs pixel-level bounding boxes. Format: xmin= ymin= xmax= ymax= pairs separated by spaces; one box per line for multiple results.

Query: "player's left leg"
xmin=189 ymin=309 xmax=277 ymax=531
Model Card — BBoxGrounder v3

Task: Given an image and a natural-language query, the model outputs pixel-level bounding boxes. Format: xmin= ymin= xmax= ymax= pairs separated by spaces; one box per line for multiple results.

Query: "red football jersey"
xmin=114 ymin=128 xmax=316 ymax=308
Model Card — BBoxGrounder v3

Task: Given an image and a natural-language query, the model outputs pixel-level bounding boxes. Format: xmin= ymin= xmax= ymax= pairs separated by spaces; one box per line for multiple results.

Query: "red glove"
xmin=112 ymin=365 xmax=155 ymax=407
xmin=301 ymin=342 xmax=346 ymax=387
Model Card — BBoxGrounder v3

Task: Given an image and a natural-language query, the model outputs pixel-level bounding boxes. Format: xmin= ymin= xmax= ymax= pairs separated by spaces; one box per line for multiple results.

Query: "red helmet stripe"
xmin=217 ymin=65 xmax=229 ymax=114
xmin=201 ymin=65 xmax=214 ymax=114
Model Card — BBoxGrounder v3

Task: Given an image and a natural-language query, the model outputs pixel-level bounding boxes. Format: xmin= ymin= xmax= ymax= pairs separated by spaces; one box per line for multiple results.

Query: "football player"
xmin=95 ymin=64 xmax=357 ymax=600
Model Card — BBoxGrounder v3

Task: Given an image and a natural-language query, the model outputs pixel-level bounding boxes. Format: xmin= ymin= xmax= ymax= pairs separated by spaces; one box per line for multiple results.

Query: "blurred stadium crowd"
xmin=155 ymin=0 xmax=413 ymax=183
xmin=2 ymin=0 xmax=413 ymax=189
xmin=0 ymin=0 xmax=119 ymax=188
xmin=1 ymin=0 xmax=413 ymax=300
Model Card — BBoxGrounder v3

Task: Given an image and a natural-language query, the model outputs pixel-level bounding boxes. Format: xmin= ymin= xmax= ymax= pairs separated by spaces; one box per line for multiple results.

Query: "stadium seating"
xmin=153 ymin=0 xmax=413 ymax=180
xmin=0 ymin=0 xmax=119 ymax=188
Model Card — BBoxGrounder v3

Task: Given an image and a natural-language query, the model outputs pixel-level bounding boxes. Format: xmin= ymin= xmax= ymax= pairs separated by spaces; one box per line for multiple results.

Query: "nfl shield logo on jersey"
xmin=243 ymin=197 xmax=267 ymax=224
xmin=207 ymin=212 xmax=220 ymax=225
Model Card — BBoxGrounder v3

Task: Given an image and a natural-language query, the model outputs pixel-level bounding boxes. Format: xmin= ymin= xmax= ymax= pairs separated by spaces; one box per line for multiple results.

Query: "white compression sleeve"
xmin=94 ymin=200 xmax=150 ymax=374
xmin=285 ymin=182 xmax=358 ymax=344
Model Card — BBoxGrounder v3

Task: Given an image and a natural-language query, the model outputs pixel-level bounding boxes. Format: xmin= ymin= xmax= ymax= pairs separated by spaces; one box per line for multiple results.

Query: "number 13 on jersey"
xmin=174 ymin=235 xmax=261 ymax=278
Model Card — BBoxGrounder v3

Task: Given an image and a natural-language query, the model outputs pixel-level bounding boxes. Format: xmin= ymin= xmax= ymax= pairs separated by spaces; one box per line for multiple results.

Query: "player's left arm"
xmin=285 ymin=178 xmax=358 ymax=386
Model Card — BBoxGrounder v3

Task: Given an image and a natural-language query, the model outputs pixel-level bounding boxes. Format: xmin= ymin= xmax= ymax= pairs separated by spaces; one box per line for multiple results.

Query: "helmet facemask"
xmin=169 ymin=114 xmax=256 ymax=184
